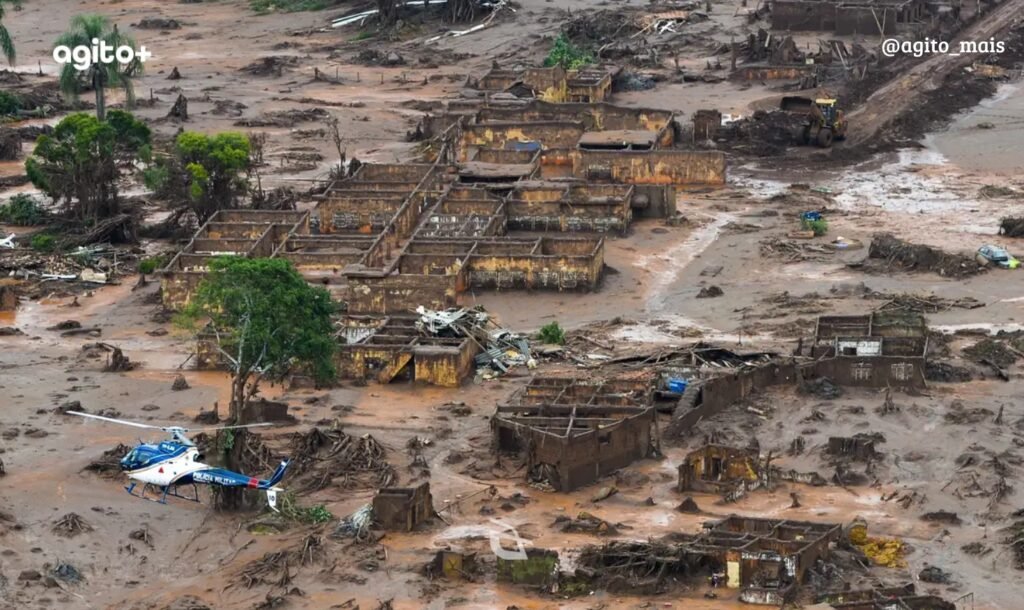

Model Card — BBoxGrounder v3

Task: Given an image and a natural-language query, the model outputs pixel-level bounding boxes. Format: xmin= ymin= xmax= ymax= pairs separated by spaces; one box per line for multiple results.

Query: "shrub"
xmin=544 ymin=33 xmax=592 ymax=70
xmin=0 ymin=91 xmax=21 ymax=116
xmin=802 ymin=218 xmax=828 ymax=236
xmin=138 ymin=255 xmax=168 ymax=275
xmin=539 ymin=321 xmax=566 ymax=345
xmin=278 ymin=493 xmax=333 ymax=523
xmin=0 ymin=194 xmax=47 ymax=226
xmin=30 ymin=233 xmax=56 ymax=252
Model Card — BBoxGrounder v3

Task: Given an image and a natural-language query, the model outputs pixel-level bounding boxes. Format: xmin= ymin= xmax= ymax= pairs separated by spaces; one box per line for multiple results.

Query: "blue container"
xmin=667 ymin=379 xmax=688 ymax=394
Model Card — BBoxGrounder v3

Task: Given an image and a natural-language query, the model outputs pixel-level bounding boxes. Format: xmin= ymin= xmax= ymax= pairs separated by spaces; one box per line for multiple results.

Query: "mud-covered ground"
xmin=2 ymin=0 xmax=1024 ymax=608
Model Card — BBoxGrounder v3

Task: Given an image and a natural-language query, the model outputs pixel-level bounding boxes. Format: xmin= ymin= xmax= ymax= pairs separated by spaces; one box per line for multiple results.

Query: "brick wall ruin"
xmin=493 ymin=376 xmax=656 ymax=491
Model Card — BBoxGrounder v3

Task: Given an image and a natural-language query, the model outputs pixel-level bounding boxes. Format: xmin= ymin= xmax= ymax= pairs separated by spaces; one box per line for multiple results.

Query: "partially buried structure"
xmin=161 ymin=67 xmax=728 ymax=387
xmin=580 ymin=516 xmax=842 ymax=604
xmin=771 ymin=0 xmax=926 ymax=34
xmin=492 ymin=376 xmax=657 ymax=491
xmin=810 ymin=311 xmax=928 ymax=388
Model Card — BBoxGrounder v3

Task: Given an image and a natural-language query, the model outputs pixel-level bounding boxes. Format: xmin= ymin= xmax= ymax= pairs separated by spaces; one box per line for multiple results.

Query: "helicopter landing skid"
xmin=126 ymin=482 xmax=201 ymax=506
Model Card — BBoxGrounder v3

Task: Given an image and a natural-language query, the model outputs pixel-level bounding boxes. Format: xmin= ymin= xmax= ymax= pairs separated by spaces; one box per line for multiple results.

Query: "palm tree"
xmin=0 ymin=0 xmax=21 ymax=65
xmin=55 ymin=15 xmax=143 ymax=121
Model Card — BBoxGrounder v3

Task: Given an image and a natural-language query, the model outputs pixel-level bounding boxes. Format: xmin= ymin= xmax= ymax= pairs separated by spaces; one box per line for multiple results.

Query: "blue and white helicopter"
xmin=68 ymin=411 xmax=290 ymax=511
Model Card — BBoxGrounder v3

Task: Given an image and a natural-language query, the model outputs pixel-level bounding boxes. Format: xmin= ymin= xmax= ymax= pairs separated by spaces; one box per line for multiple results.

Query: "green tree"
xmin=177 ymin=257 xmax=336 ymax=510
xmin=0 ymin=0 xmax=20 ymax=66
xmin=26 ymin=111 xmax=151 ymax=221
xmin=538 ymin=321 xmax=566 ymax=345
xmin=146 ymin=131 xmax=253 ymax=223
xmin=544 ymin=33 xmax=592 ymax=70
xmin=55 ymin=15 xmax=143 ymax=121
xmin=178 ymin=257 xmax=336 ymax=421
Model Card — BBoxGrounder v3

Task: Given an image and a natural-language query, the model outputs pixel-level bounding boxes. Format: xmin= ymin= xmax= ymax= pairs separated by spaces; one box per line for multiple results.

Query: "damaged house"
xmin=771 ymin=0 xmax=926 ymax=34
xmin=810 ymin=311 xmax=928 ymax=388
xmin=162 ymin=67 xmax=730 ymax=318
xmin=678 ymin=444 xmax=828 ymax=502
xmin=678 ymin=444 xmax=760 ymax=495
xmin=493 ymin=376 xmax=656 ymax=491
xmin=579 ymin=516 xmax=842 ymax=604
xmin=817 ymin=583 xmax=956 ymax=609
xmin=473 ymin=65 xmax=615 ymax=103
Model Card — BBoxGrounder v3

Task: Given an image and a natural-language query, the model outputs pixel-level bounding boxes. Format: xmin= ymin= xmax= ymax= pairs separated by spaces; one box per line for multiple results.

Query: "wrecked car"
xmin=976 ymin=245 xmax=1020 ymax=269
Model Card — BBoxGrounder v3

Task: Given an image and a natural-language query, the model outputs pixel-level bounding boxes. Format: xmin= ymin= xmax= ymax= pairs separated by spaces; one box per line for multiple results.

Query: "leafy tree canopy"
xmin=146 ymin=131 xmax=253 ymax=223
xmin=180 ymin=257 xmax=337 ymax=411
xmin=543 ymin=33 xmax=592 ymax=70
xmin=26 ymin=110 xmax=150 ymax=220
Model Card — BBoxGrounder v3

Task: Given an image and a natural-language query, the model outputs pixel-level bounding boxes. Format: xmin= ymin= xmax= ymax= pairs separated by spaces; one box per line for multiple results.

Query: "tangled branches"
xmin=288 ymin=427 xmax=396 ymax=493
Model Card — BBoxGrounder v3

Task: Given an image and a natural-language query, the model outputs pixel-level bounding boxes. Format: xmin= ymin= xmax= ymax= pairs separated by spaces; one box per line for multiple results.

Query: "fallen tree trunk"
xmin=59 ymin=214 xmax=138 ymax=248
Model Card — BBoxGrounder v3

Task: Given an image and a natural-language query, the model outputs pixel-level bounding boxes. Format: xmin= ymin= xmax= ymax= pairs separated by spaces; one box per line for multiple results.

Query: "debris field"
xmin=1 ymin=0 xmax=1023 ymax=609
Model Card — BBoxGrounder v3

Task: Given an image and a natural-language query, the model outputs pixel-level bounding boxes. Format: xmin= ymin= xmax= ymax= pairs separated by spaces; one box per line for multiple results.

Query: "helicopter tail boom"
xmin=265 ymin=459 xmax=290 ymax=488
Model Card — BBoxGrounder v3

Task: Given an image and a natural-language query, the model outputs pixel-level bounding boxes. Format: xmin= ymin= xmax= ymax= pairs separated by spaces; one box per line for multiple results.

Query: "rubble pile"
xmin=1004 ymin=510 xmax=1024 ymax=569
xmin=235 ymin=108 xmax=330 ymax=128
xmin=867 ymin=233 xmax=986 ymax=278
xmin=575 ymin=539 xmax=688 ymax=590
xmin=1000 ymin=216 xmax=1024 ymax=237
xmin=962 ymin=332 xmax=1024 ymax=369
xmin=415 ymin=306 xmax=533 ymax=378
xmin=0 ymin=242 xmax=137 ymax=289
xmin=867 ymin=291 xmax=985 ymax=313
xmin=239 ymin=56 xmax=298 ymax=77
xmin=553 ymin=511 xmax=621 ymax=536
xmin=716 ymin=111 xmax=808 ymax=156
xmin=333 ymin=504 xmax=373 ymax=542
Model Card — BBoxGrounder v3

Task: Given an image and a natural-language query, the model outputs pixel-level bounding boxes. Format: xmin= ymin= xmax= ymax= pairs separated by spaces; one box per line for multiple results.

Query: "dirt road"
xmin=847 ymin=0 xmax=1024 ymax=145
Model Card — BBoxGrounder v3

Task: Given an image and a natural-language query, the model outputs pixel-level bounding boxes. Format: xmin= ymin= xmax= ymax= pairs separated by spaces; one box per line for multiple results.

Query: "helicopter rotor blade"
xmin=187 ymin=423 xmax=276 ymax=432
xmin=66 ymin=411 xmax=164 ymax=430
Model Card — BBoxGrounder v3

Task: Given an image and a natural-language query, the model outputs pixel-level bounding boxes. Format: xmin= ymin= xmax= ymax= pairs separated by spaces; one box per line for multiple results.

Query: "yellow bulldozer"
xmin=780 ymin=96 xmax=848 ymax=148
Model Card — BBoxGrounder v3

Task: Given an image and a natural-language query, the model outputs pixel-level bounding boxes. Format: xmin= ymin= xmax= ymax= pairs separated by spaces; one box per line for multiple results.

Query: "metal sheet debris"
xmin=414 ymin=306 xmax=533 ymax=377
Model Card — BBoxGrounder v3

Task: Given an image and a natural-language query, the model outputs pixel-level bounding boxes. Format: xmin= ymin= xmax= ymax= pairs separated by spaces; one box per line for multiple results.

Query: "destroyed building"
xmin=678 ymin=444 xmax=828 ymax=501
xmin=810 ymin=311 xmax=928 ymax=388
xmin=492 ymin=376 xmax=656 ymax=491
xmin=159 ymin=209 xmax=310 ymax=309
xmin=372 ymin=482 xmax=434 ymax=531
xmin=161 ymin=67 xmax=732 ymax=389
xmin=771 ymin=0 xmax=926 ymax=35
xmin=666 ymin=346 xmax=794 ymax=436
xmin=334 ymin=306 xmax=530 ymax=386
xmin=473 ymin=65 xmax=614 ymax=104
xmin=817 ymin=583 xmax=957 ymax=609
xmin=677 ymin=444 xmax=759 ymax=494
xmin=333 ymin=315 xmax=480 ymax=387
xmin=579 ymin=516 xmax=842 ymax=604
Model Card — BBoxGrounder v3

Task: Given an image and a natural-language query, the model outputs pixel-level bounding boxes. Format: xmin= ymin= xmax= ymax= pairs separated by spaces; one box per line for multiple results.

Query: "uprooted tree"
xmin=145 ymin=131 xmax=253 ymax=224
xmin=176 ymin=257 xmax=336 ymax=509
xmin=26 ymin=110 xmax=151 ymax=222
